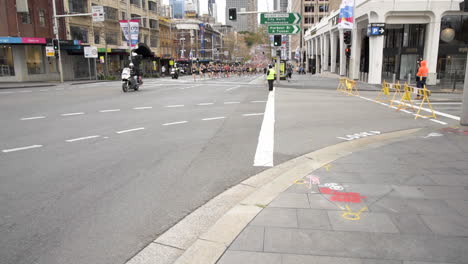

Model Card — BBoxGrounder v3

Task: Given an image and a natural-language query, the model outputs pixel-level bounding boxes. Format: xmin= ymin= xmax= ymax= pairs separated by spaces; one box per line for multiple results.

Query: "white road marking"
xmin=430 ymin=119 xmax=448 ymax=125
xmin=429 ymin=102 xmax=462 ymax=105
xmin=225 ymin=85 xmax=240 ymax=91
xmin=55 ymin=88 xmax=64 ymax=90
xmin=163 ymin=121 xmax=187 ymax=126
xmin=100 ymin=109 xmax=121 ymax=113
xmin=197 ymin=103 xmax=214 ymax=106
xmin=254 ymin=90 xmax=274 ymax=167
xmin=133 ymin=106 xmax=153 ymax=110
xmin=165 ymin=105 xmax=184 ymax=108
xmin=202 ymin=116 xmax=225 ymax=121
xmin=392 ymin=100 xmax=460 ymax=120
xmin=2 ymin=145 xmax=43 ymax=153
xmin=19 ymin=90 xmax=32 ymax=93
xmin=243 ymin=113 xmax=264 ymax=116
xmin=413 ymin=114 xmax=428 ymax=119
xmin=400 ymin=109 xmax=412 ymax=114
xmin=61 ymin=112 xmax=85 ymax=116
xmin=66 ymin=135 xmax=100 ymax=142
xmin=39 ymin=89 xmax=49 ymax=92
xmin=224 ymin=101 xmax=240 ymax=104
xmin=251 ymin=100 xmax=267 ymax=103
xmin=21 ymin=116 xmax=46 ymax=121
xmin=0 ymin=91 xmax=14 ymax=94
xmin=116 ymin=127 xmax=145 ymax=134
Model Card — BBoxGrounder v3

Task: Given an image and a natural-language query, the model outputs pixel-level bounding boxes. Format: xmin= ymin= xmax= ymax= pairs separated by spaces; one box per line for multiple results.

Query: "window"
xmin=150 ymin=19 xmax=158 ymax=29
xmin=142 ymin=18 xmax=147 ymax=27
xmin=70 ymin=26 xmax=89 ymax=43
xmin=106 ymin=32 xmax=118 ymax=45
xmin=21 ymin=11 xmax=31 ymax=24
xmin=142 ymin=0 xmax=146 ymax=9
xmin=149 ymin=1 xmax=158 ymax=12
xmin=0 ymin=46 xmax=15 ymax=76
xmin=319 ymin=5 xmax=328 ymax=12
xmin=104 ymin=6 xmax=118 ymax=20
xmin=144 ymin=35 xmax=149 ymax=44
xmin=130 ymin=0 xmax=140 ymax=7
xmin=121 ymin=12 xmax=126 ymax=20
xmin=69 ymin=0 xmax=88 ymax=13
xmin=305 ymin=17 xmax=314 ymax=24
xmin=304 ymin=5 xmax=314 ymax=12
xmin=150 ymin=35 xmax=157 ymax=47
xmin=26 ymin=46 xmax=45 ymax=74
xmin=39 ymin=10 xmax=46 ymax=26
xmin=94 ymin=30 xmax=100 ymax=44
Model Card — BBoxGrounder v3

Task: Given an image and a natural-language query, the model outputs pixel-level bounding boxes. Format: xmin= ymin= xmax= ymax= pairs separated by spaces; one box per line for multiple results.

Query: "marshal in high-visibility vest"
xmin=266 ymin=66 xmax=276 ymax=91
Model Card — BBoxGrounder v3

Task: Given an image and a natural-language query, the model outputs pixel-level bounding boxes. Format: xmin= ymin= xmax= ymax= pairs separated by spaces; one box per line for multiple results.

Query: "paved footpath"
xmin=217 ymin=126 xmax=468 ymax=264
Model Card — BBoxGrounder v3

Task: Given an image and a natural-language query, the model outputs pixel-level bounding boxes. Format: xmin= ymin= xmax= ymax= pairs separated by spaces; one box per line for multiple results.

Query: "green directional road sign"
xmin=261 ymin=13 xmax=301 ymax=25
xmin=267 ymin=25 xmax=301 ymax=34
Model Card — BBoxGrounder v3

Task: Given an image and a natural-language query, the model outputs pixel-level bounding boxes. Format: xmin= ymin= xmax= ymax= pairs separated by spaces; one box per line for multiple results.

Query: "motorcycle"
xmin=121 ymin=67 xmax=139 ymax=92
xmin=170 ymin=68 xmax=179 ymax=79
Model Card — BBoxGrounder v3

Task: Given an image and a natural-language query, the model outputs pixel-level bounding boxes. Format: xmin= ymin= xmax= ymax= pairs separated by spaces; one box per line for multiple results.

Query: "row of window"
xmin=304 ymin=5 xmax=329 ymax=13
xmin=21 ymin=9 xmax=47 ymax=26
xmin=70 ymin=0 xmax=158 ymax=14
xmin=70 ymin=26 xmax=159 ymax=47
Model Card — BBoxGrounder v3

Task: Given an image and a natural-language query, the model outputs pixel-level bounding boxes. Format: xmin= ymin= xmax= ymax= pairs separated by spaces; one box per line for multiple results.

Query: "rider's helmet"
xmin=268 ymin=64 xmax=273 ymax=68
xmin=129 ymin=63 xmax=134 ymax=68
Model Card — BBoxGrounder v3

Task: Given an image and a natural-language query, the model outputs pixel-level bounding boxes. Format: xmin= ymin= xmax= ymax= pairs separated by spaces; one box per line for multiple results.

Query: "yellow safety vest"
xmin=267 ymin=69 xmax=276 ymax=80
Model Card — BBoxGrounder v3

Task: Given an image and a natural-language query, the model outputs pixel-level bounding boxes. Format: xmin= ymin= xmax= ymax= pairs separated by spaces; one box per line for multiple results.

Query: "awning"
xmin=133 ymin=43 xmax=154 ymax=58
xmin=175 ymin=24 xmax=200 ymax=30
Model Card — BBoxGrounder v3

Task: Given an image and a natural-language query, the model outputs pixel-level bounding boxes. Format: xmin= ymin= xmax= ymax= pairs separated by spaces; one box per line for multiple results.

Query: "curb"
xmin=126 ymin=128 xmax=422 ymax=264
xmin=0 ymin=84 xmax=57 ymax=89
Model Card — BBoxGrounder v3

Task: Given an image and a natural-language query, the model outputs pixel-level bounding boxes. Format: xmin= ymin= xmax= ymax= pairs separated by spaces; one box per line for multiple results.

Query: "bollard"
xmin=407 ymin=73 xmax=411 ymax=85
xmin=392 ymin=73 xmax=396 ymax=84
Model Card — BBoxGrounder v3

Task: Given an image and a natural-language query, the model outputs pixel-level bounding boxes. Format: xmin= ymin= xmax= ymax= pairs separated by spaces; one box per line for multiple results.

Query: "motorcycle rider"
xmin=129 ymin=62 xmax=143 ymax=85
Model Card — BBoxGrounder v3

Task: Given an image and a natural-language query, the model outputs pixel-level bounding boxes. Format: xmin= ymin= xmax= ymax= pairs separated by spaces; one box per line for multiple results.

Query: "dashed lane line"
xmin=224 ymin=102 xmax=240 ymax=104
xmin=18 ymin=90 xmax=33 ymax=93
xmin=197 ymin=103 xmax=214 ymax=106
xmin=251 ymin=100 xmax=267 ymax=103
xmin=202 ymin=116 xmax=225 ymax=121
xmin=225 ymin=85 xmax=240 ymax=92
xmin=2 ymin=145 xmax=43 ymax=153
xmin=162 ymin=121 xmax=188 ymax=126
xmin=61 ymin=112 xmax=85 ymax=116
xmin=165 ymin=105 xmax=185 ymax=108
xmin=66 ymin=135 xmax=100 ymax=142
xmin=116 ymin=127 xmax=145 ymax=134
xmin=20 ymin=116 xmax=46 ymax=121
xmin=0 ymin=91 xmax=14 ymax=94
xmin=243 ymin=113 xmax=264 ymax=116
xmin=100 ymin=109 xmax=121 ymax=113
xmin=133 ymin=106 xmax=153 ymax=110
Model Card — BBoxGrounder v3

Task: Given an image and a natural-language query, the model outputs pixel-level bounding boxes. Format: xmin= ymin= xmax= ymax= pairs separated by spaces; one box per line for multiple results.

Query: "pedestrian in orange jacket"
xmin=416 ymin=60 xmax=428 ymax=99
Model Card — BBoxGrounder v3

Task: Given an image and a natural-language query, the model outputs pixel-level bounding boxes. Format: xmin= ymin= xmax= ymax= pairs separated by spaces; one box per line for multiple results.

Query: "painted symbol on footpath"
xmin=319 ymin=187 xmax=367 ymax=203
xmin=342 ymin=205 xmax=368 ymax=221
xmin=322 ymin=183 xmax=344 ymax=191
xmin=324 ymin=164 xmax=332 ymax=171
xmin=337 ymin=131 xmax=381 ymax=141
xmin=423 ymin=132 xmax=443 ymax=139
xmin=294 ymin=175 xmax=321 ymax=189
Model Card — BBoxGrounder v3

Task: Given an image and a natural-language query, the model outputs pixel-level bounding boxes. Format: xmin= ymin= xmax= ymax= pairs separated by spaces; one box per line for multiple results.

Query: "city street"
xmin=0 ymin=74 xmax=463 ymax=264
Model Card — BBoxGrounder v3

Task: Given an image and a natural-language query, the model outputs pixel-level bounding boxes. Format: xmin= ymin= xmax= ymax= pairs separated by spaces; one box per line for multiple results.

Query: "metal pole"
xmin=460 ymin=53 xmax=468 ymax=125
xmin=94 ymin=58 xmax=98 ymax=80
xmin=276 ymin=49 xmax=280 ymax=82
xmin=52 ymin=0 xmax=64 ymax=83
xmin=88 ymin=58 xmax=91 ymax=80
xmin=127 ymin=0 xmax=132 ymax=63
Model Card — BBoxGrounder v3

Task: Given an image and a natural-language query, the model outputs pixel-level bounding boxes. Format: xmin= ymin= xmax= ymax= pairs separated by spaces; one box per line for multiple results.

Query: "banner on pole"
xmin=338 ymin=0 xmax=355 ymax=29
xmin=119 ymin=20 xmax=139 ymax=48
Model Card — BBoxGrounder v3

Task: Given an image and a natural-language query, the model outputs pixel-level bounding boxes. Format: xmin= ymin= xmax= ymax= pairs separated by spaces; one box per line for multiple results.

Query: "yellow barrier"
xmin=396 ymin=83 xmax=416 ymax=111
xmin=414 ymin=85 xmax=436 ymax=119
xmin=389 ymin=81 xmax=402 ymax=107
xmin=345 ymin=79 xmax=359 ymax=96
xmin=337 ymin=78 xmax=347 ymax=92
xmin=375 ymin=80 xmax=392 ymax=102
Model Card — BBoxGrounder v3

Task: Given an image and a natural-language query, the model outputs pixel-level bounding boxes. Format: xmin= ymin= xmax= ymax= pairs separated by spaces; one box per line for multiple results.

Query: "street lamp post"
xmin=127 ymin=0 xmax=132 ymax=63
xmin=52 ymin=0 xmax=64 ymax=83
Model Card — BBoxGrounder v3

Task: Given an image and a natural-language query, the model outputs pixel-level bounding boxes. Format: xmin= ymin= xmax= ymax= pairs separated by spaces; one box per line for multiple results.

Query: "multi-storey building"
xmin=0 ymin=0 xmax=63 ymax=82
xmin=288 ymin=0 xmax=340 ymax=62
xmin=225 ymin=0 xmax=258 ymax=32
xmin=170 ymin=0 xmax=185 ymax=19
xmin=160 ymin=5 xmax=174 ymax=18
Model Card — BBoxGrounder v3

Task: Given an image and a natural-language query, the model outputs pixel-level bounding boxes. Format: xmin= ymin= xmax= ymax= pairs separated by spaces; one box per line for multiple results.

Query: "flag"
xmin=119 ymin=20 xmax=139 ymax=48
xmin=338 ymin=0 xmax=355 ymax=29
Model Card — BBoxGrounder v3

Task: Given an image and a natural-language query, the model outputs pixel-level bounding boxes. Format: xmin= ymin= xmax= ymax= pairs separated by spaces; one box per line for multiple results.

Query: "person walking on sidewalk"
xmin=266 ymin=64 xmax=276 ymax=91
xmin=416 ymin=60 xmax=428 ymax=99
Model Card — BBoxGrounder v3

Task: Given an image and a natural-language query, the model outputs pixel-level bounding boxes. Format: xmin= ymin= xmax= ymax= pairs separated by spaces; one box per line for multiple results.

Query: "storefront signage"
xmin=0 ymin=37 xmax=46 ymax=44
xmin=367 ymin=23 xmax=386 ymax=36
xmin=100 ymin=56 xmax=105 ymax=63
xmin=84 ymin=46 xmax=98 ymax=58
xmin=45 ymin=46 xmax=55 ymax=57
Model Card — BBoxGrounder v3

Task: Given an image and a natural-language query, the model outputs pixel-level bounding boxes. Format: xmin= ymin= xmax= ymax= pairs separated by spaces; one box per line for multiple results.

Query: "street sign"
xmin=261 ymin=13 xmax=301 ymax=25
xmin=92 ymin=6 xmax=105 ymax=22
xmin=224 ymin=51 xmax=229 ymax=56
xmin=367 ymin=23 xmax=386 ymax=36
xmin=268 ymin=25 xmax=301 ymax=34
xmin=45 ymin=46 xmax=55 ymax=57
xmin=84 ymin=46 xmax=98 ymax=58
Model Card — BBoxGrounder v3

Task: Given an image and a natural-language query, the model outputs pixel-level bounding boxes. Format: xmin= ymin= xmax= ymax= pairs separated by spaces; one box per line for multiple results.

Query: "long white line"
xmin=100 ymin=109 xmax=121 ymax=113
xmin=254 ymin=90 xmax=275 ymax=167
xmin=66 ymin=135 xmax=100 ymax=142
xmin=202 ymin=116 xmax=225 ymax=121
xmin=162 ymin=121 xmax=187 ymax=126
xmin=116 ymin=127 xmax=145 ymax=134
xmin=430 ymin=119 xmax=448 ymax=125
xmin=224 ymin=101 xmax=240 ymax=104
xmin=429 ymin=102 xmax=462 ymax=105
xmin=2 ymin=145 xmax=43 ymax=153
xmin=251 ymin=100 xmax=267 ymax=103
xmin=61 ymin=112 xmax=85 ymax=116
xmin=165 ymin=105 xmax=184 ymax=108
xmin=21 ymin=116 xmax=46 ymax=120
xmin=133 ymin=106 xmax=153 ymax=110
xmin=0 ymin=91 xmax=13 ymax=94
xmin=197 ymin=103 xmax=214 ymax=106
xmin=243 ymin=113 xmax=264 ymax=116
xmin=392 ymin=100 xmax=460 ymax=120
xmin=19 ymin=90 xmax=32 ymax=93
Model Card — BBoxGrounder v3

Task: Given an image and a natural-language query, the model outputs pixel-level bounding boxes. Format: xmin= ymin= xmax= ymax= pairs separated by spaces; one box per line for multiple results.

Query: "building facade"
xmin=225 ymin=0 xmax=258 ymax=32
xmin=304 ymin=0 xmax=467 ymax=89
xmin=170 ymin=0 xmax=185 ymax=19
xmin=0 ymin=0 xmax=62 ymax=82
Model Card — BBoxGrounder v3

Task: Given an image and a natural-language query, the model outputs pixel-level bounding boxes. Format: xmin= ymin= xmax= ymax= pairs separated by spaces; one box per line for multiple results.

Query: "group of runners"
xmin=190 ymin=64 xmax=262 ymax=81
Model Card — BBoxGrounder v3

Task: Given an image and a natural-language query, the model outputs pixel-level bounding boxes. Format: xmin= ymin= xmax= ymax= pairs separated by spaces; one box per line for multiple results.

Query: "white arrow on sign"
xmin=379 ymin=28 xmax=385 ymax=34
xmin=293 ymin=13 xmax=300 ymax=24
xmin=292 ymin=25 xmax=300 ymax=34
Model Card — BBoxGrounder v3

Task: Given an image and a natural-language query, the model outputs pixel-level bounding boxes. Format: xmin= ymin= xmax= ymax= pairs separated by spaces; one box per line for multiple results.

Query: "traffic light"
xmin=344 ymin=31 xmax=351 ymax=45
xmin=345 ymin=46 xmax=351 ymax=58
xmin=273 ymin=35 xmax=281 ymax=46
xmin=52 ymin=39 xmax=59 ymax=51
xmin=228 ymin=8 xmax=237 ymax=21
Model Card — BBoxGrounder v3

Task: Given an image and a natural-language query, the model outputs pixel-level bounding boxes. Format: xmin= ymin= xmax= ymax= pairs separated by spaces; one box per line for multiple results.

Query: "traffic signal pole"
xmin=461 ymin=53 xmax=468 ymax=126
xmin=52 ymin=0 xmax=64 ymax=83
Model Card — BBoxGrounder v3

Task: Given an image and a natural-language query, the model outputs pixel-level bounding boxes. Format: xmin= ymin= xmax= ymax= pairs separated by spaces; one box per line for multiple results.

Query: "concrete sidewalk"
xmin=217 ymin=127 xmax=468 ymax=264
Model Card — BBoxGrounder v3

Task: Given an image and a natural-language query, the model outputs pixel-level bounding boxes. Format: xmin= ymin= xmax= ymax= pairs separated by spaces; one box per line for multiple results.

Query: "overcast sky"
xmin=162 ymin=0 xmax=274 ymax=24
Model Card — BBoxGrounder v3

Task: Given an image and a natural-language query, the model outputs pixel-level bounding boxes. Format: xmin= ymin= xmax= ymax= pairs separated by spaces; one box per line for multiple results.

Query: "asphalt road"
xmin=0 ymin=74 xmax=461 ymax=264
